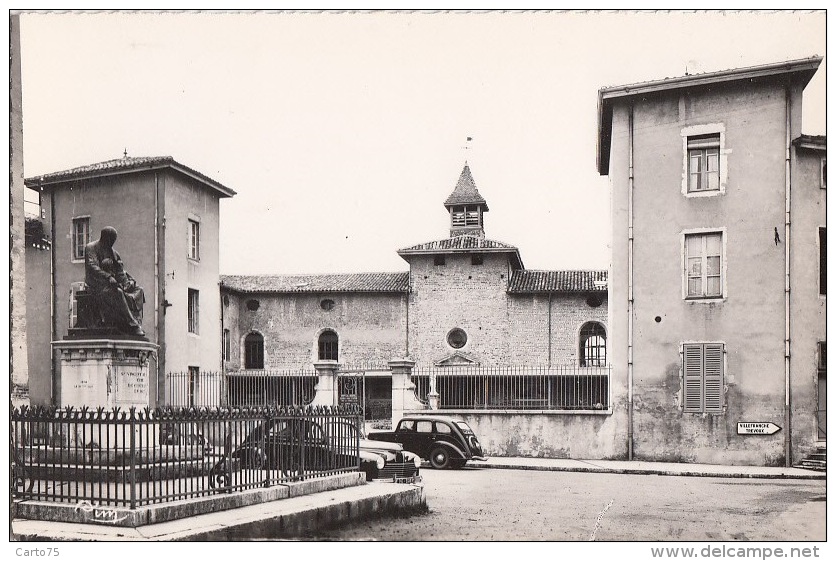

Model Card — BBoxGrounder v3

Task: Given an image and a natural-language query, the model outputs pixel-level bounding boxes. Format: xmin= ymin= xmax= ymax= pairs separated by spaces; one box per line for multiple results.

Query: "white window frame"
xmin=681 ymin=227 xmax=727 ymax=302
xmin=188 ymin=217 xmax=200 ymax=262
xmin=681 ymin=123 xmax=727 ymax=197
xmin=71 ymin=216 xmax=90 ymax=262
xmin=680 ymin=341 xmax=726 ymax=414
xmin=188 ymin=288 xmax=199 ymax=335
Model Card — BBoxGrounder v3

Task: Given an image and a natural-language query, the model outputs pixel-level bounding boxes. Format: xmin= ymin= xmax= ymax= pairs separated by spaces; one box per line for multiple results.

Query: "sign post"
xmin=737 ymin=422 xmax=781 ymax=435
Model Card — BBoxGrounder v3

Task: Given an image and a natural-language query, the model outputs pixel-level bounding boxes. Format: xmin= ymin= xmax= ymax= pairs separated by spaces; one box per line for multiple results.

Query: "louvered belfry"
xmin=444 ymin=163 xmax=489 ymax=238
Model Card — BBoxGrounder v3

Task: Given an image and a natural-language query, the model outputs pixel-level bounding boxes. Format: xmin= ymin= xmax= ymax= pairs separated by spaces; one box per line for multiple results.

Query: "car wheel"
xmin=210 ymin=471 xmax=231 ymax=489
xmin=430 ymin=447 xmax=451 ymax=469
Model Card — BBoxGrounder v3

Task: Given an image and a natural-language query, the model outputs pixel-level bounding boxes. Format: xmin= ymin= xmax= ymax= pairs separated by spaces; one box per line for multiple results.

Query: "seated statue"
xmin=84 ymin=226 xmax=146 ymax=337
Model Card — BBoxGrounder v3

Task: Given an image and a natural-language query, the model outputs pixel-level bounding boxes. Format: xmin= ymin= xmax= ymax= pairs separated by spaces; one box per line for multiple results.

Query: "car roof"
xmin=399 ymin=415 xmax=466 ymax=424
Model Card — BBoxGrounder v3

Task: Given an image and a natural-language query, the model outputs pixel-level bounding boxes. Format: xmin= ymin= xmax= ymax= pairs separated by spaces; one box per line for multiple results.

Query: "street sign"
xmin=737 ymin=422 xmax=781 ymax=435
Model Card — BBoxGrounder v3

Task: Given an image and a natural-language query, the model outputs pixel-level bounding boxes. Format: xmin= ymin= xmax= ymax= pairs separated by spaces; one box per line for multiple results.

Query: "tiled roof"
xmin=443 ymin=164 xmax=488 ymax=209
xmin=398 ymin=235 xmax=518 ymax=254
xmin=24 ymin=156 xmax=236 ymax=197
xmin=220 ymin=272 xmax=409 ymax=294
xmin=508 ymin=270 xmax=608 ymax=293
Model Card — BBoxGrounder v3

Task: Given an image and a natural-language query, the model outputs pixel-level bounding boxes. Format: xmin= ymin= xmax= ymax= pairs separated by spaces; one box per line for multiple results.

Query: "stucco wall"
xmin=609 ymin=79 xmax=818 ymax=465
xmin=408 ymin=410 xmax=626 ymax=459
xmin=163 ymin=171 xmax=223 ymax=375
xmin=25 ymin=237 xmax=52 ymax=405
xmin=48 ymin=173 xmax=158 ymax=404
xmin=788 ymin=144 xmax=827 ymax=458
xmin=10 ymin=14 xmax=29 ymax=405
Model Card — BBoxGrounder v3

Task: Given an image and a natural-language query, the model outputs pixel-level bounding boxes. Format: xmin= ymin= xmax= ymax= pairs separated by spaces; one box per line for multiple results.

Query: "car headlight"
xmin=376 ymin=455 xmax=385 ymax=470
xmin=413 ymin=454 xmax=421 ymax=469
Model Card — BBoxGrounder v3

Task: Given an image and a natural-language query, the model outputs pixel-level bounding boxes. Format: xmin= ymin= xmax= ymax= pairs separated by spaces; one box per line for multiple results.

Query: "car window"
xmin=454 ymin=421 xmax=474 ymax=435
xmin=398 ymin=420 xmax=415 ymax=431
xmin=416 ymin=421 xmax=433 ymax=433
xmin=328 ymin=421 xmax=359 ymax=440
xmin=435 ymin=422 xmax=452 ymax=434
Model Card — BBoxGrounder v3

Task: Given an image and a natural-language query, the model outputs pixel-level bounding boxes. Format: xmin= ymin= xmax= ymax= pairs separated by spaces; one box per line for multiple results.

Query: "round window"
xmin=320 ymin=299 xmax=335 ymax=311
xmin=246 ymin=299 xmax=260 ymax=311
xmin=447 ymin=328 xmax=468 ymax=349
xmin=586 ymin=295 xmax=603 ymax=308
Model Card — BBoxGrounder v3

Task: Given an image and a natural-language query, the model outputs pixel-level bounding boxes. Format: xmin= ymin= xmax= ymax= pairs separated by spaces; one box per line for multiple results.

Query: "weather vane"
xmin=462 ymin=136 xmax=473 ymax=152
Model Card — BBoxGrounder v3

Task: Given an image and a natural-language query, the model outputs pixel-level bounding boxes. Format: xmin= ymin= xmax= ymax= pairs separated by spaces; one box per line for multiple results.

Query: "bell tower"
xmin=443 ymin=163 xmax=489 ymax=238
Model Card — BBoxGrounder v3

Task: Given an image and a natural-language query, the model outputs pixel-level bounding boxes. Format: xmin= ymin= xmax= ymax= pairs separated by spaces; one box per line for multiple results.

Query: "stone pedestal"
xmin=311 ymin=360 xmax=340 ymax=407
xmin=389 ymin=358 xmax=428 ymax=425
xmin=53 ymin=339 xmax=158 ymax=408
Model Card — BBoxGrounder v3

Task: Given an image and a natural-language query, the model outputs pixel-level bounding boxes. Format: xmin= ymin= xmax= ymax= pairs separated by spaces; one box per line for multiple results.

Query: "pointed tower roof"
xmin=443 ymin=163 xmax=489 ymax=211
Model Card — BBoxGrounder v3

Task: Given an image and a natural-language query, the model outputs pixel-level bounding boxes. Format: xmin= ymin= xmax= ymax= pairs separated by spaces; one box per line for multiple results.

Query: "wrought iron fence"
xmin=165 ymin=370 xmax=317 ymax=408
xmin=412 ymin=364 xmax=611 ymax=411
xmin=11 ymin=404 xmax=361 ymax=509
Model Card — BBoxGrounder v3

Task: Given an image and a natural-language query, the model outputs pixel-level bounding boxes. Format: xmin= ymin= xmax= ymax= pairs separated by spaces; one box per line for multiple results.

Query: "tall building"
xmin=597 ymin=57 xmax=825 ymax=465
xmin=24 ymin=156 xmax=236 ymax=406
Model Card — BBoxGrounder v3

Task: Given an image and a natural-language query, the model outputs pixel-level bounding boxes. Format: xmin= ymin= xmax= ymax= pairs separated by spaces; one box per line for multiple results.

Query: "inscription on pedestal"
xmin=54 ymin=338 xmax=158 ymax=408
xmin=115 ymin=369 xmax=150 ymax=406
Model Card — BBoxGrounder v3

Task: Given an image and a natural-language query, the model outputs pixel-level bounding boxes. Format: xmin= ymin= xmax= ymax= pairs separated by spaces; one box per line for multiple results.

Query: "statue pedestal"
xmin=53 ymin=338 xmax=158 ymax=408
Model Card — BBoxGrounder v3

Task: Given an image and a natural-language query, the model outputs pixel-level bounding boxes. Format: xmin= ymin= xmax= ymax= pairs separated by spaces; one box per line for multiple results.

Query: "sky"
xmin=17 ymin=10 xmax=826 ymax=276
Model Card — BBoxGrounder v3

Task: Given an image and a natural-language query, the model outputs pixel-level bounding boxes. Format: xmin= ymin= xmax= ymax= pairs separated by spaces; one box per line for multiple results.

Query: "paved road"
xmin=315 ymin=465 xmax=826 ymax=541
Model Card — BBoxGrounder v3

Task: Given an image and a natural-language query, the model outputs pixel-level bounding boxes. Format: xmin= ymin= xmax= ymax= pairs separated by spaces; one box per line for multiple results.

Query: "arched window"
xmin=244 ymin=332 xmax=264 ymax=369
xmin=318 ymin=330 xmax=338 ymax=361
xmin=580 ymin=322 xmax=607 ymax=367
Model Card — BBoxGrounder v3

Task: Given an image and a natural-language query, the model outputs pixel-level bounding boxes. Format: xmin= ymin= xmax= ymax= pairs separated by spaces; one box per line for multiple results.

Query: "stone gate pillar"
xmin=389 ymin=358 xmax=427 ymax=425
xmin=311 ymin=360 xmax=340 ymax=407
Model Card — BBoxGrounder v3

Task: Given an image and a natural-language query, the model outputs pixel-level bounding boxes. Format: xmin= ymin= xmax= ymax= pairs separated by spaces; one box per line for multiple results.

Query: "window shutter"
xmin=703 ymin=343 xmax=724 ymax=413
xmin=683 ymin=344 xmax=703 ymax=413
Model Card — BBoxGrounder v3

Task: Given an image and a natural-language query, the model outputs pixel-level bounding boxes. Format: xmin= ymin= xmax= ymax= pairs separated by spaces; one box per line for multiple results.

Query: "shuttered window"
xmin=683 ymin=343 xmax=724 ymax=414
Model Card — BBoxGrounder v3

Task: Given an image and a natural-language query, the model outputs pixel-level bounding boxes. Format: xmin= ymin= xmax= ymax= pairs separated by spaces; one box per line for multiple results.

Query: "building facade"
xmin=220 ymin=165 xmax=612 ymax=455
xmin=24 ymin=156 xmax=236 ymax=406
xmin=598 ymin=57 xmax=825 ymax=466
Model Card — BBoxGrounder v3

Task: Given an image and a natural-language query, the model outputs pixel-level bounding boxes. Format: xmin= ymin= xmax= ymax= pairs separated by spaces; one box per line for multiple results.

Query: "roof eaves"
xmin=793 ymin=134 xmax=827 ymax=151
xmin=25 ymin=157 xmax=237 ymax=198
xmin=597 ymin=56 xmax=823 ymax=175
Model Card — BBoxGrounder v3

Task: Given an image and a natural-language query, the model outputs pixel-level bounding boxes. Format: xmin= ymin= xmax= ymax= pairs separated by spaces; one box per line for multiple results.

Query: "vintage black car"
xmin=368 ymin=415 xmax=487 ymax=469
xmin=209 ymin=416 xmax=420 ymax=487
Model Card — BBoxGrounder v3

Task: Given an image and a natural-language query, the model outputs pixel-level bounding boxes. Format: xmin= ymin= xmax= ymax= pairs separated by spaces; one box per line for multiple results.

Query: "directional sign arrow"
xmin=737 ymin=422 xmax=782 ymax=435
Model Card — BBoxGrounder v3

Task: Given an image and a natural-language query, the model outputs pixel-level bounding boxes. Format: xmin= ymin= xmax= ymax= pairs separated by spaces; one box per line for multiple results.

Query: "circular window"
xmin=586 ymin=295 xmax=603 ymax=308
xmin=246 ymin=299 xmax=260 ymax=311
xmin=447 ymin=328 xmax=468 ymax=349
xmin=320 ymin=299 xmax=335 ymax=311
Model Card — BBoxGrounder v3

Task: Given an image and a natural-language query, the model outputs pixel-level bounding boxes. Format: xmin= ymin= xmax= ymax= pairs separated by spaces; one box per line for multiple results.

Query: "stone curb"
xmin=12 ymin=483 xmax=426 ymax=541
xmin=481 ymin=462 xmax=826 ymax=480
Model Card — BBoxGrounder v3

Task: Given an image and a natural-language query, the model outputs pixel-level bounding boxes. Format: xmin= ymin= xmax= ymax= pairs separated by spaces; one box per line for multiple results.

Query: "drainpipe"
xmin=49 ymin=189 xmax=57 ymax=405
xmin=547 ymin=292 xmax=553 ymax=367
xmin=153 ymin=172 xmax=160 ymax=406
xmin=783 ymin=82 xmax=792 ymax=467
xmin=627 ymin=104 xmax=635 ymax=461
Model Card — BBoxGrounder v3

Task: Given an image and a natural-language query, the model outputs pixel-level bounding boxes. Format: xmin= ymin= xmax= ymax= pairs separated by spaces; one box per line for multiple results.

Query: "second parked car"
xmin=208 ymin=416 xmax=420 ymax=487
xmin=368 ymin=415 xmax=487 ymax=469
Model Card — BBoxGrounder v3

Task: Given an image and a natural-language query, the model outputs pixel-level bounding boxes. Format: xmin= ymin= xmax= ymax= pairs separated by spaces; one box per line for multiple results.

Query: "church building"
xmin=220 ymin=164 xmax=610 ymax=452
